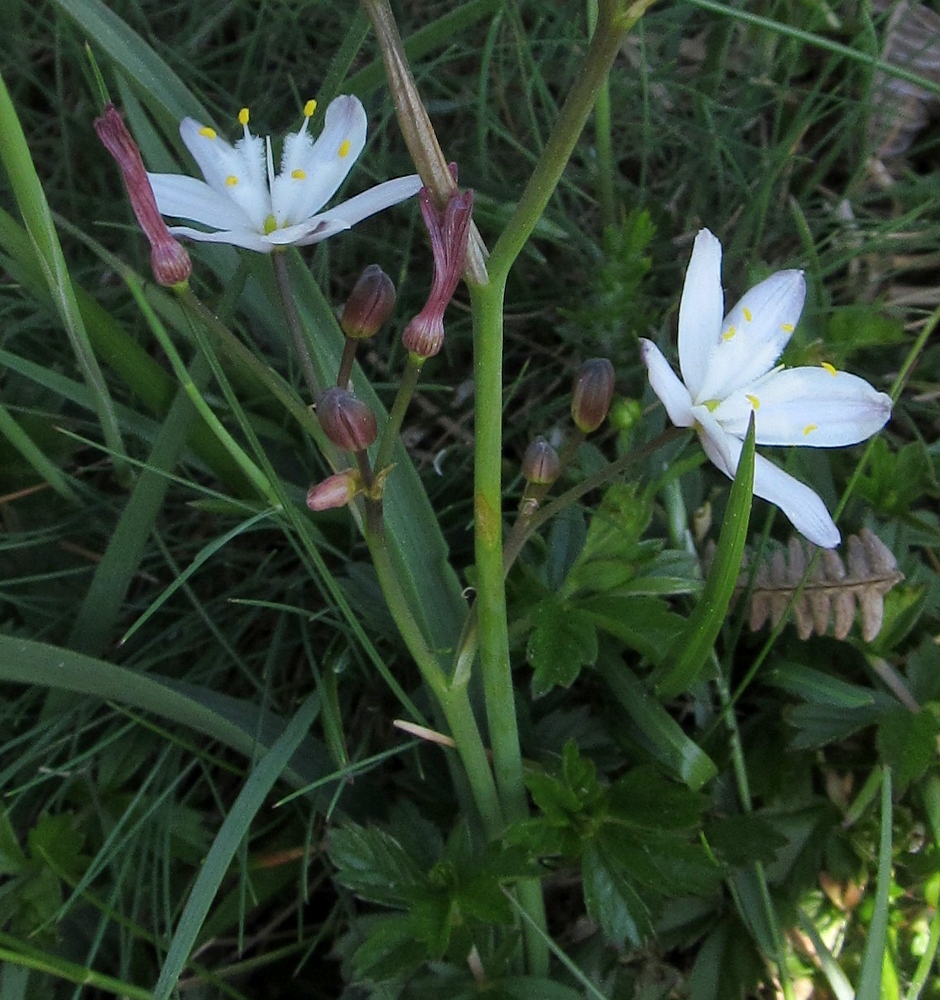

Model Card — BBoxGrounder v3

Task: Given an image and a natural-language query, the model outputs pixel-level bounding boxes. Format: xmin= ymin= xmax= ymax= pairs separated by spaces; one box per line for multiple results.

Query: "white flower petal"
xmin=697 ymin=425 xmax=840 ymax=547
xmin=696 ymin=269 xmax=805 ymax=403
xmin=311 ymin=175 xmax=423 ymax=229
xmin=678 ymin=229 xmax=724 ymax=399
xmin=693 ymin=405 xmax=736 ymax=478
xmin=639 ymin=339 xmax=695 ymax=428
xmin=147 ymin=173 xmax=254 ymax=232
xmin=165 ymin=224 xmax=274 ymax=253
xmin=714 ymin=366 xmax=893 ymax=446
xmin=271 ymin=96 xmax=367 ymax=227
xmin=751 ymin=451 xmax=840 ymax=547
xmin=179 ymin=118 xmax=271 ymax=230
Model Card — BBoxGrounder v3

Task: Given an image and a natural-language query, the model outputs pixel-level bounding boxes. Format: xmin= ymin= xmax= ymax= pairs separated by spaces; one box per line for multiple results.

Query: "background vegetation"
xmin=0 ymin=0 xmax=938 ymax=997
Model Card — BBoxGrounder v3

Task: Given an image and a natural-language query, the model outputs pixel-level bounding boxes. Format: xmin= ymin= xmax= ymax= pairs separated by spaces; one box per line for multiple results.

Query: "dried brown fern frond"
xmin=868 ymin=0 xmax=940 ymax=163
xmin=737 ymin=529 xmax=903 ymax=642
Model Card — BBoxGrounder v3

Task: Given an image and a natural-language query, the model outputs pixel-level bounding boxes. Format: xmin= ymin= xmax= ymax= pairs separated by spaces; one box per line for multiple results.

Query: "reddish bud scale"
xmin=94 ymin=103 xmax=192 ymax=287
xmin=571 ymin=357 xmax=615 ymax=434
xmin=341 ymin=264 xmax=396 ymax=340
xmin=316 ymin=387 xmax=378 ymax=452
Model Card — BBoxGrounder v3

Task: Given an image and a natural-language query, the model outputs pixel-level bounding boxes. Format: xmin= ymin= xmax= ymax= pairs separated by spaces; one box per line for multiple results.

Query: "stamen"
xmin=238 ymin=107 xmax=250 ymax=126
xmin=722 ymin=326 xmax=736 ymax=341
xmin=745 ymin=394 xmax=760 ymax=410
xmin=291 ymin=168 xmax=306 ymax=180
xmin=304 ymin=99 xmax=317 ymax=118
xmin=704 ymin=400 xmax=720 ymax=412
xmin=803 ymin=424 xmax=818 ymax=436
xmin=821 ymin=362 xmax=837 ymax=376
xmin=226 ymin=175 xmax=238 ymax=186
xmin=743 ymin=307 xmax=753 ymax=322
xmin=198 ymin=126 xmax=217 ymax=139
xmin=338 ymin=139 xmax=351 ymax=158
xmin=781 ymin=323 xmax=794 ymax=332
xmin=263 ymin=214 xmax=277 ymax=235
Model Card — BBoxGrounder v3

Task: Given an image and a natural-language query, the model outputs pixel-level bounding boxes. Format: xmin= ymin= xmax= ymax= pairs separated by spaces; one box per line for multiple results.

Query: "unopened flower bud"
xmin=571 ymin=358 xmax=615 ymax=434
xmin=401 ymin=312 xmax=444 ymax=359
xmin=522 ymin=436 xmax=560 ymax=486
xmin=94 ymin=103 xmax=192 ymax=287
xmin=341 ymin=265 xmax=396 ymax=340
xmin=317 ymin=387 xmax=378 ymax=452
xmin=610 ymin=397 xmax=642 ymax=433
xmin=307 ymin=471 xmax=357 ymax=511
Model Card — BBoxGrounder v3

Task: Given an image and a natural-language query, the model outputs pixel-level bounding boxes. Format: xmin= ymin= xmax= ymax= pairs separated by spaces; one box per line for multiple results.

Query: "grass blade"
xmin=857 ymin=766 xmax=894 ymax=1000
xmin=152 ymin=691 xmax=320 ymax=1000
xmin=0 ymin=70 xmax=127 ymax=479
xmin=654 ymin=417 xmax=755 ymax=699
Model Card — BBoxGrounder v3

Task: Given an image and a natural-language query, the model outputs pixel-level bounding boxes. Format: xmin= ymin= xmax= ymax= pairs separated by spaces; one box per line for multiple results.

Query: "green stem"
xmin=364 ymin=513 xmax=504 ymax=840
xmin=375 ymin=354 xmax=423 ymax=473
xmin=272 ymin=251 xmax=322 ymax=401
xmin=587 ymin=0 xmax=615 ymax=228
xmin=337 ymin=337 xmax=358 ymax=388
xmin=486 ymin=0 xmax=656 ymax=279
xmin=715 ymin=666 xmax=795 ymax=1000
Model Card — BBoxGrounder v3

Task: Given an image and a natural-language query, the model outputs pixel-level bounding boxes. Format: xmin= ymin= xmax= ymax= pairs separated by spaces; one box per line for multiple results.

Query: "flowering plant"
xmin=640 ymin=228 xmax=892 ymax=547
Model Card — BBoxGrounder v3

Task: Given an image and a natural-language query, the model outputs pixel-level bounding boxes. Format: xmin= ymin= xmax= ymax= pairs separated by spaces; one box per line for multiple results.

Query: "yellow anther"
xmin=745 ymin=394 xmax=760 ymax=410
xmin=803 ymin=423 xmax=818 ymax=436
xmin=338 ymin=139 xmax=351 ymax=158
xmin=781 ymin=323 xmax=794 ymax=332
xmin=743 ymin=307 xmax=753 ymax=322
xmin=304 ymin=99 xmax=317 ymax=118
xmin=821 ymin=362 xmax=837 ymax=376
xmin=722 ymin=326 xmax=736 ymax=341
xmin=703 ymin=399 xmax=720 ymax=412
xmin=291 ymin=168 xmax=306 ymax=180
xmin=225 ymin=175 xmax=239 ymax=186
xmin=263 ymin=214 xmax=277 ymax=235
xmin=198 ymin=126 xmax=217 ymax=139
xmin=238 ymin=107 xmax=250 ymax=126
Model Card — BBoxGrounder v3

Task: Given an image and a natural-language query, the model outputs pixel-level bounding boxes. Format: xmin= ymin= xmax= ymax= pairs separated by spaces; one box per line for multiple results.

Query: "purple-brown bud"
xmin=571 ymin=358 xmax=615 ymax=434
xmin=340 ymin=265 xmax=396 ymax=340
xmin=402 ymin=186 xmax=473 ymax=360
xmin=522 ymin=436 xmax=560 ymax=486
xmin=316 ymin=387 xmax=378 ymax=452
xmin=307 ymin=471 xmax=358 ymax=511
xmin=94 ymin=103 xmax=192 ymax=287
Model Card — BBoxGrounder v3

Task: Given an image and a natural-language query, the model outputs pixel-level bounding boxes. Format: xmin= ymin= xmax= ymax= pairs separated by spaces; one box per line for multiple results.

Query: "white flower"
xmin=146 ymin=96 xmax=421 ymax=253
xmin=639 ymin=228 xmax=893 ymax=548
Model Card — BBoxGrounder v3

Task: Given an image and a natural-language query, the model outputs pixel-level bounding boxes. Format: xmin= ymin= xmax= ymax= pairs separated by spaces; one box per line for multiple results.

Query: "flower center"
xmin=263 ymin=214 xmax=277 ymax=234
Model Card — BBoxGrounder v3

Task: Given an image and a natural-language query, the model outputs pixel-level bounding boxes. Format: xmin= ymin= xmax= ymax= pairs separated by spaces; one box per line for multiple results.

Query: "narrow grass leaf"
xmin=0 ymin=634 xmax=330 ymax=792
xmin=796 ymin=910 xmax=855 ymax=1000
xmin=0 ymin=401 xmax=76 ymax=501
xmin=0 ymin=71 xmax=127 ymax=477
xmin=50 ymin=0 xmax=210 ymax=125
xmin=69 ymin=353 xmax=212 ymax=656
xmin=152 ymin=691 xmax=320 ymax=1000
xmin=120 ymin=508 xmax=275 ymax=645
xmin=596 ymin=655 xmax=718 ymax=790
xmin=856 ymin=766 xmax=894 ymax=1000
xmin=654 ymin=417 xmax=755 ymax=699
xmin=0 ymin=943 xmax=150 ymax=1000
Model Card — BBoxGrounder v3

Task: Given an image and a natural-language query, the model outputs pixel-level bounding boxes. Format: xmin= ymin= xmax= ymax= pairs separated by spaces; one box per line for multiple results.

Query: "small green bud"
xmin=571 ymin=358 xmax=615 ymax=434
xmin=610 ymin=397 xmax=642 ymax=432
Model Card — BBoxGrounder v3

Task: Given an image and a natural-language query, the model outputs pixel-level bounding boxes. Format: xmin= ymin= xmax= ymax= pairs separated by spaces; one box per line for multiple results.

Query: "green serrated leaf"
xmin=876 ymin=707 xmax=940 ymax=788
xmin=328 ymin=825 xmax=424 ymax=906
xmin=582 ymin=841 xmax=649 ymax=947
xmin=527 ymin=599 xmax=598 ymax=697
xmin=578 ymin=594 xmax=684 ymax=662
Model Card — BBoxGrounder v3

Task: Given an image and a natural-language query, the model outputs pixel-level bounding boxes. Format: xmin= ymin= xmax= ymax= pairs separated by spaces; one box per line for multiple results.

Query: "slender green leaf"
xmin=654 ymin=416 xmax=755 ymax=698
xmin=856 ymin=767 xmax=893 ymax=1000
xmin=0 ymin=401 xmax=76 ymax=501
xmin=0 ymin=70 xmax=127 ymax=476
xmin=596 ymin=654 xmax=717 ymax=790
xmin=152 ymin=691 xmax=320 ymax=1000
